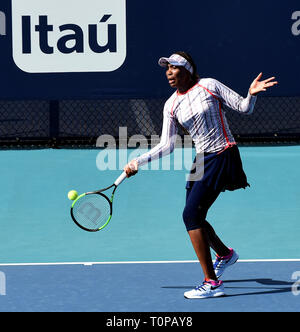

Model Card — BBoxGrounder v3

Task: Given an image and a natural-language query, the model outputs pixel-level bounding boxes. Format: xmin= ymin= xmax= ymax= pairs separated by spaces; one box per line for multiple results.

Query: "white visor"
xmin=158 ymin=54 xmax=193 ymax=75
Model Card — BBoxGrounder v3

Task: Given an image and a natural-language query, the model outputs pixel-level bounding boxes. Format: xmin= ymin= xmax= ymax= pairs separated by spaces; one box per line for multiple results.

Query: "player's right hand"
xmin=124 ymin=160 xmax=138 ymax=178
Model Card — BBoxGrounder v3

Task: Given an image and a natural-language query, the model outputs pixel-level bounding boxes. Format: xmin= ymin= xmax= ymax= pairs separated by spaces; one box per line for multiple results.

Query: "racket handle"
xmin=114 ymin=171 xmax=127 ymax=186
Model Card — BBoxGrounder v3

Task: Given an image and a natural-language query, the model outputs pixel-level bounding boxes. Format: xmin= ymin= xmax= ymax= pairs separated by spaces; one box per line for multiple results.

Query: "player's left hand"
xmin=249 ymin=73 xmax=278 ymax=96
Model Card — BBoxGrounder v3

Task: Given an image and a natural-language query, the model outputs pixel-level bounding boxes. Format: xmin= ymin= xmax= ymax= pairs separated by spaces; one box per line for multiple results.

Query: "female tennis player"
xmin=124 ymin=51 xmax=278 ymax=299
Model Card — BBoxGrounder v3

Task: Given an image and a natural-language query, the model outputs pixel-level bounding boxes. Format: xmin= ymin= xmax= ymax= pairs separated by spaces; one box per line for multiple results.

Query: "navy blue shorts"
xmin=183 ymin=145 xmax=249 ymax=231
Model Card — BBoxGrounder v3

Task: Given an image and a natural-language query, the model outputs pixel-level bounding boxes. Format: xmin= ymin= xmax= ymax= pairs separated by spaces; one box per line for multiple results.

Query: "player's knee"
xmin=182 ymin=206 xmax=190 ymax=226
xmin=182 ymin=206 xmax=205 ymax=231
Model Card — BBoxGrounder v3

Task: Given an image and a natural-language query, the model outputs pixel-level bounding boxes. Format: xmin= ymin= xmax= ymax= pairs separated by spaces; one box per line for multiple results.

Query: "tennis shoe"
xmin=213 ymin=248 xmax=239 ymax=278
xmin=184 ymin=279 xmax=225 ymax=299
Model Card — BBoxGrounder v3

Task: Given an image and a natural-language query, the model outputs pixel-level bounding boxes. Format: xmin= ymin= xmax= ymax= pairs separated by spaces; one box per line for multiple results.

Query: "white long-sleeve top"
xmin=136 ymin=78 xmax=257 ymax=166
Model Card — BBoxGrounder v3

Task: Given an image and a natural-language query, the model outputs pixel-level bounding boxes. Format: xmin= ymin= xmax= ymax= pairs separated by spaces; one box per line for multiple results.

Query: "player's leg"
xmin=183 ymin=184 xmax=227 ymax=298
xmin=202 ymin=220 xmax=231 ymax=257
xmin=183 ymin=183 xmax=222 ymax=280
xmin=202 ymin=220 xmax=239 ymax=277
xmin=188 ymin=227 xmax=217 ymax=280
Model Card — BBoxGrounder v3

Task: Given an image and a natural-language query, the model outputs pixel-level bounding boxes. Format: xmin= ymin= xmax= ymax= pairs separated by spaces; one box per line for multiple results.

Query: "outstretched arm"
xmin=212 ymin=73 xmax=278 ymax=115
xmin=124 ymin=108 xmax=178 ymax=177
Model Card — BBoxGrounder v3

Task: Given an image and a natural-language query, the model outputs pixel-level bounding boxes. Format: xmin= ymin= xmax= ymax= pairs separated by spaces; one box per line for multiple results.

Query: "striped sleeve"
xmin=135 ymin=104 xmax=178 ymax=167
xmin=209 ymin=79 xmax=257 ymax=115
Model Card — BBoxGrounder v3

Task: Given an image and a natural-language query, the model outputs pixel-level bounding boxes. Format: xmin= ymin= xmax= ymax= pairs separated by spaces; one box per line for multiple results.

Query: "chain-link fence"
xmin=0 ymin=96 xmax=299 ymax=148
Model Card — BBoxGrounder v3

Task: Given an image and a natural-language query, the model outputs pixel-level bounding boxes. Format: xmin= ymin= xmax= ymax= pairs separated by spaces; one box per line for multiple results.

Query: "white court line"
xmin=0 ymin=259 xmax=299 ymax=267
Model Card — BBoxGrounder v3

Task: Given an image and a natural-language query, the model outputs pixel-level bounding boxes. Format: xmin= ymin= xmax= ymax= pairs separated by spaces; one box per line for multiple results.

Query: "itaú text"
xmin=21 ymin=15 xmax=117 ymax=54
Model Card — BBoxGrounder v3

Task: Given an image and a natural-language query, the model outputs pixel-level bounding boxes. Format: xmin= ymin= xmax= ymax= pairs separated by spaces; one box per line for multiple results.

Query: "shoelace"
xmin=214 ymin=253 xmax=232 ymax=268
xmin=196 ymin=283 xmax=209 ymax=291
xmin=214 ymin=257 xmax=226 ymax=268
xmin=196 ymin=281 xmax=217 ymax=291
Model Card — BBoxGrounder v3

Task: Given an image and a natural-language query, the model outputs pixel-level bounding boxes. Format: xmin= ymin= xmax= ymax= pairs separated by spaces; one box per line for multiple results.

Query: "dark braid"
xmin=175 ymin=51 xmax=200 ymax=83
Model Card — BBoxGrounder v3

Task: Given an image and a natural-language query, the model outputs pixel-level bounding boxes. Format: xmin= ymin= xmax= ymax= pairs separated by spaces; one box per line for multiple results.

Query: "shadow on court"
xmin=162 ymin=278 xmax=293 ymax=298
xmin=223 ymin=278 xmax=293 ymax=298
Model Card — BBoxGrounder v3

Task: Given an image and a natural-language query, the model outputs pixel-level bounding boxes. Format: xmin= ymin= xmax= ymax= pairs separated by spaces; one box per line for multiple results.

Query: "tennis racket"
xmin=70 ymin=172 xmax=127 ymax=232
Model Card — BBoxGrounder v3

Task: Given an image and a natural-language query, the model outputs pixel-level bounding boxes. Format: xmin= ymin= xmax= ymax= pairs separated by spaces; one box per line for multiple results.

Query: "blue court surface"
xmin=0 ymin=145 xmax=299 ymax=312
xmin=0 ymin=260 xmax=299 ymax=312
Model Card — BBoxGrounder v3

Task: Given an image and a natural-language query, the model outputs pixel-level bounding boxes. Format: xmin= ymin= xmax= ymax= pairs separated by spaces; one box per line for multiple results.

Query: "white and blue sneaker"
xmin=184 ymin=279 xmax=225 ymax=299
xmin=213 ymin=248 xmax=239 ymax=279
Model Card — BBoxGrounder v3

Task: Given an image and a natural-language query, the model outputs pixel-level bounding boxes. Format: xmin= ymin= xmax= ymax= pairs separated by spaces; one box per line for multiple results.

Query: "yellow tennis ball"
xmin=68 ymin=190 xmax=78 ymax=201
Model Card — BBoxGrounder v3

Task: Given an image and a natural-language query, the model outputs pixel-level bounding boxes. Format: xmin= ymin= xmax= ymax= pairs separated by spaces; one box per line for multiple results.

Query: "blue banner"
xmin=0 ymin=0 xmax=299 ymax=99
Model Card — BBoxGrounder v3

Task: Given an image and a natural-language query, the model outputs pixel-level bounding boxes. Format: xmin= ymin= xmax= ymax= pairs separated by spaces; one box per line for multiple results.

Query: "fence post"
xmin=0 ymin=11 xmax=5 ymax=36
xmin=49 ymin=100 xmax=60 ymax=147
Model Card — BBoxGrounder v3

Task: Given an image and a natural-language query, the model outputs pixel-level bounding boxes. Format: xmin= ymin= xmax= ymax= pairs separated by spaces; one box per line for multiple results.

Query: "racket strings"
xmin=72 ymin=194 xmax=111 ymax=230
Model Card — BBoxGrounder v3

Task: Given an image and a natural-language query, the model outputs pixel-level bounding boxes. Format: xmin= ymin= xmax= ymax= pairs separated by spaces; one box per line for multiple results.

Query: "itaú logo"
xmin=11 ymin=0 xmax=127 ymax=73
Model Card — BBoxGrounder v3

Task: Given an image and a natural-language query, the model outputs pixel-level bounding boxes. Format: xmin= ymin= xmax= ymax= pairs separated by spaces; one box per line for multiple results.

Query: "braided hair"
xmin=175 ymin=51 xmax=200 ymax=84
